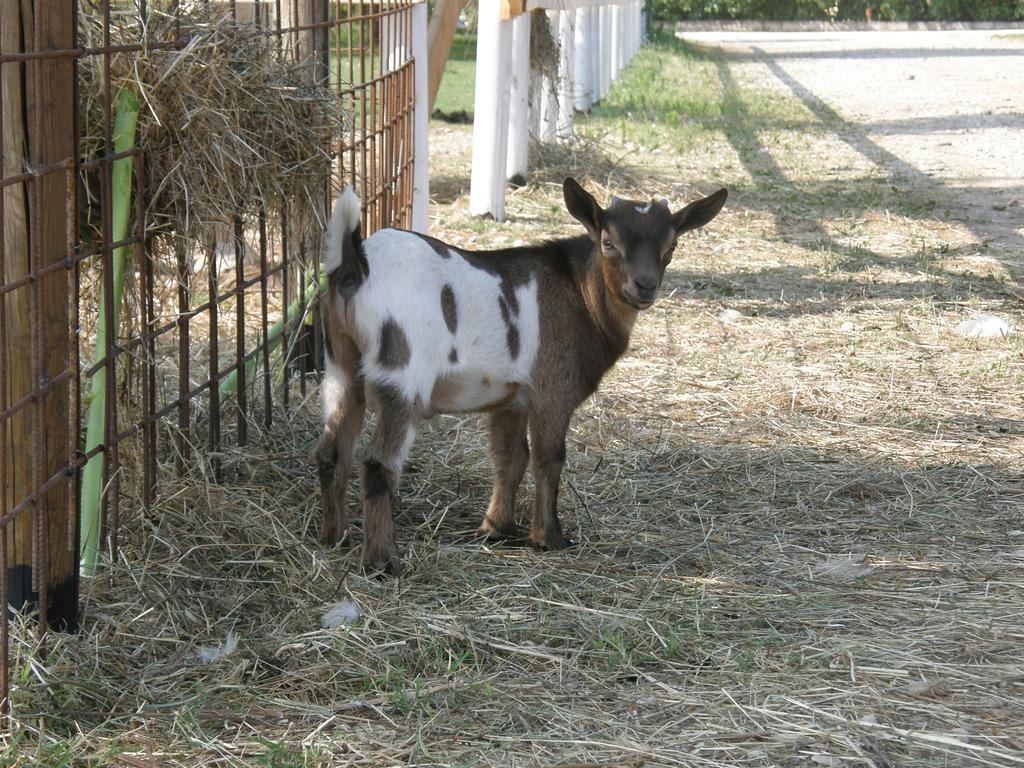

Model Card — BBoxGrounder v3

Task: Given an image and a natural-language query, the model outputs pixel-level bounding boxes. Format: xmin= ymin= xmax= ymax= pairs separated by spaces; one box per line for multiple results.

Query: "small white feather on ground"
xmin=322 ymin=600 xmax=360 ymax=629
xmin=717 ymin=308 xmax=743 ymax=324
xmin=811 ymin=555 xmax=873 ymax=582
xmin=194 ymin=632 xmax=238 ymax=664
xmin=956 ymin=313 xmax=1013 ymax=338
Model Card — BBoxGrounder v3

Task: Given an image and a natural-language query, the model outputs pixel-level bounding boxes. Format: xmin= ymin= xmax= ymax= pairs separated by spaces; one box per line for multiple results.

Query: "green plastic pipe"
xmin=80 ymin=88 xmax=141 ymax=573
xmin=219 ymin=273 xmax=326 ymax=400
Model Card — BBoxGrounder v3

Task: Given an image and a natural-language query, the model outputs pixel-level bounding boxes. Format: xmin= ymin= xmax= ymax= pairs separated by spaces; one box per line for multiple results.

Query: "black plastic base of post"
xmin=6 ymin=565 xmax=79 ymax=632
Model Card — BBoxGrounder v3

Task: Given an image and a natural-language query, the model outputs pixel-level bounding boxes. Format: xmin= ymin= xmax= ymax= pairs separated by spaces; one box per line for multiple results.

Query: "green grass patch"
xmin=434 ymin=31 xmax=478 ymax=117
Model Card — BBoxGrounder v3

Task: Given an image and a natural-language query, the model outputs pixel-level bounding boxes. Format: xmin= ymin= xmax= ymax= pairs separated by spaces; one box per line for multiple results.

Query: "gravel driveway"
xmin=676 ymin=29 xmax=1024 ymax=276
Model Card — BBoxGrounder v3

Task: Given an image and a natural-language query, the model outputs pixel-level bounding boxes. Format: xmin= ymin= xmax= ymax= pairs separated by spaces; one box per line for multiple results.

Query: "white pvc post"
xmin=623 ymin=3 xmax=631 ymax=65
xmin=634 ymin=1 xmax=642 ymax=56
xmin=506 ymin=12 xmax=531 ymax=183
xmin=598 ymin=5 xmax=610 ymax=99
xmin=380 ymin=9 xmax=428 ymax=230
xmin=593 ymin=6 xmax=601 ymax=101
xmin=610 ymin=4 xmax=621 ymax=82
xmin=556 ymin=9 xmax=575 ymax=138
xmin=573 ymin=7 xmax=592 ymax=111
xmin=469 ymin=0 xmax=513 ymax=219
xmin=539 ymin=10 xmax=560 ymax=141
xmin=411 ymin=0 xmax=429 ymax=232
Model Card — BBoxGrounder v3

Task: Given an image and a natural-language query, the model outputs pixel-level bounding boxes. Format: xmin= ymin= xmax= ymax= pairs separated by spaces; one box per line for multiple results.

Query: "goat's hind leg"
xmin=480 ymin=409 xmax=529 ymax=540
xmin=317 ymin=351 xmax=366 ymax=545
xmin=361 ymin=386 xmax=419 ymax=574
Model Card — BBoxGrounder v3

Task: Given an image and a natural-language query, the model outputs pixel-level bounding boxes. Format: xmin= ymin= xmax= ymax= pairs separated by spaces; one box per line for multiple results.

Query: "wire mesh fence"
xmin=0 ymin=0 xmax=421 ymax=715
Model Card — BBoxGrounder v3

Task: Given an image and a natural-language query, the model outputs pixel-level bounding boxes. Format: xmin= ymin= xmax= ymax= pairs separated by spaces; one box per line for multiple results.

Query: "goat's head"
xmin=563 ymin=178 xmax=728 ymax=310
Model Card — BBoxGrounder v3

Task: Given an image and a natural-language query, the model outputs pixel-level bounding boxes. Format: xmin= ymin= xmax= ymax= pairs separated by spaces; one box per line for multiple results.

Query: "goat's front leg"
xmin=317 ymin=372 xmax=366 ymax=546
xmin=480 ymin=409 xmax=530 ymax=539
xmin=361 ymin=386 xmax=419 ymax=574
xmin=528 ymin=409 xmax=572 ymax=551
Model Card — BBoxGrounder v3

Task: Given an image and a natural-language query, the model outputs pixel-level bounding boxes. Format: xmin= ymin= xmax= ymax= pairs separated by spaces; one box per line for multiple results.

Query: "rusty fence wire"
xmin=0 ymin=0 xmax=421 ymax=716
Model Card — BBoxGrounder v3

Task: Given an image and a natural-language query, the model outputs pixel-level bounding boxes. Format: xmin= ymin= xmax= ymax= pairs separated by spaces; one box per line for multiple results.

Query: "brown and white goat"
xmin=316 ymin=178 xmax=727 ymax=572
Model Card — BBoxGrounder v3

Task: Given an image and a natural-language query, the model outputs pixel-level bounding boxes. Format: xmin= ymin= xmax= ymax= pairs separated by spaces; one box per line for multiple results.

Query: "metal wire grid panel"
xmin=0 ymin=0 xmax=420 ymax=715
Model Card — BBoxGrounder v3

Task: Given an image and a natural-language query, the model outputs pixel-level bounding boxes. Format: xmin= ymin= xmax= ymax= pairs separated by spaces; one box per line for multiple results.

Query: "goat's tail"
xmin=323 ymin=186 xmax=366 ymax=296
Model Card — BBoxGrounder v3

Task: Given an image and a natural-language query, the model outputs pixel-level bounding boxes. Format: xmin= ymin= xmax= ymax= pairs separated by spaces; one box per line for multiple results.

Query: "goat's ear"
xmin=673 ymin=188 xmax=728 ymax=235
xmin=563 ymin=177 xmax=603 ymax=239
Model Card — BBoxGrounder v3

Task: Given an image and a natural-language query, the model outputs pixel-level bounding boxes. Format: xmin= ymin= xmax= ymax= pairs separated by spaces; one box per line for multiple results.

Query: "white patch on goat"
xmin=391 ymin=423 xmax=419 ymax=474
xmin=322 ymin=186 xmax=361 ymax=274
xmin=321 ymin=353 xmax=348 ymax=422
xmin=634 ymin=201 xmax=653 ymax=214
xmin=351 ymin=229 xmax=540 ymax=412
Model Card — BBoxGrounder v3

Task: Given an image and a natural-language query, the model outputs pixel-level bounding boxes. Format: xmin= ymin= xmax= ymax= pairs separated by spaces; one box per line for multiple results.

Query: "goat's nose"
xmin=634 ymin=276 xmax=657 ymax=293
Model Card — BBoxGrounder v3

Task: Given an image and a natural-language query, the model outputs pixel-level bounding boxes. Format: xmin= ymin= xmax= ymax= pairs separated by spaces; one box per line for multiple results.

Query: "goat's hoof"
xmin=318 ymin=521 xmax=346 ymax=546
xmin=363 ymin=548 xmax=402 ymax=576
xmin=530 ymin=532 xmax=573 ymax=551
xmin=479 ymin=519 xmax=520 ymax=541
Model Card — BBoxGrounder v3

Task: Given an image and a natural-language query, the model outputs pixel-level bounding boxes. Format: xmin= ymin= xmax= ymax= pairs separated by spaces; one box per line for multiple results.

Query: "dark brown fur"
xmin=377 ymin=317 xmax=411 ymax=369
xmin=440 ymin=284 xmax=458 ymax=334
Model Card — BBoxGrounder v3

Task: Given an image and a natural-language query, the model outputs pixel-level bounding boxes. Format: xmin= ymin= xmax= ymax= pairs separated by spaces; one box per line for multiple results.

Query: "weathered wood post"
xmin=1 ymin=0 xmax=78 ymax=632
xmin=427 ymin=0 xmax=464 ymax=113
xmin=280 ymin=0 xmax=330 ymax=82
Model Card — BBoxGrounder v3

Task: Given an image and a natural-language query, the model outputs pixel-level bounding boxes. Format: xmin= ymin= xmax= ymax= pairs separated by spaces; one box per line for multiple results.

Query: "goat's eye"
xmin=602 ymin=239 xmax=614 ymax=250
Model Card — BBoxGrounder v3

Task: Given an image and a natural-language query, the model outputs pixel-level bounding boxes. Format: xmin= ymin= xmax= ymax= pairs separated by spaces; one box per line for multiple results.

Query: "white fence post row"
xmin=556 ymin=9 xmax=575 ymax=138
xmin=468 ymin=0 xmax=648 ymax=220
xmin=411 ymin=0 xmax=429 ymax=231
xmin=469 ymin=0 xmax=513 ymax=219
xmin=506 ymin=12 xmax=531 ymax=184
xmin=573 ymin=7 xmax=592 ymax=111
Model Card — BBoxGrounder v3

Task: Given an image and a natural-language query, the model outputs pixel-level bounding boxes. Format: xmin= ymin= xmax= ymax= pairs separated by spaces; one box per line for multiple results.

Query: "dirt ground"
xmin=676 ymin=29 xmax=1024 ymax=278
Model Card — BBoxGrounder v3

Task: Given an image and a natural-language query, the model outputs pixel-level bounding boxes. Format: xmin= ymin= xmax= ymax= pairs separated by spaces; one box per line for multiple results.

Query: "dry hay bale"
xmin=78 ymin=3 xmax=343 ymax=242
xmin=529 ymin=9 xmax=559 ymax=81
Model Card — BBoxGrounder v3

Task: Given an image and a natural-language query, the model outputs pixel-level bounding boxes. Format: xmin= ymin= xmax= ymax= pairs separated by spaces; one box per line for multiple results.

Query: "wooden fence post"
xmin=279 ymin=0 xmax=329 ymax=83
xmin=1 ymin=0 xmax=77 ymax=630
xmin=427 ymin=0 xmax=464 ymax=114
